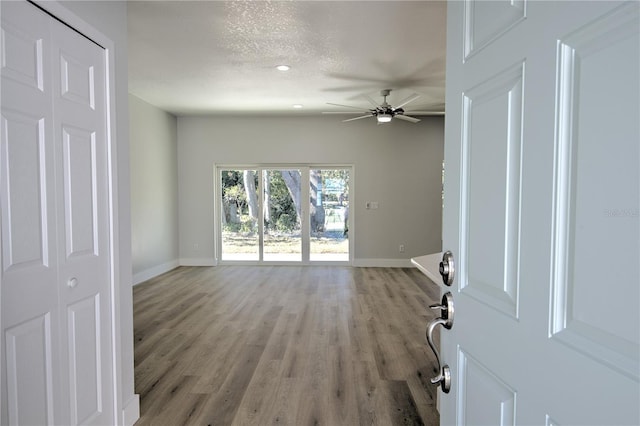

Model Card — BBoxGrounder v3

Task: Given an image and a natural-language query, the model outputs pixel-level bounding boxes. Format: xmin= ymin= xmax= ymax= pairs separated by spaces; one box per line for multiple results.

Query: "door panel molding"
xmin=5 ymin=313 xmax=55 ymax=425
xmin=1 ymin=112 xmax=49 ymax=269
xmin=67 ymin=294 xmax=103 ymax=425
xmin=62 ymin=125 xmax=98 ymax=258
xmin=550 ymin=2 xmax=640 ymax=381
xmin=59 ymin=52 xmax=95 ymax=109
xmin=460 ymin=62 xmax=524 ymax=319
xmin=463 ymin=0 xmax=527 ymax=60
xmin=0 ymin=20 xmax=45 ymax=90
xmin=457 ymin=348 xmax=516 ymax=426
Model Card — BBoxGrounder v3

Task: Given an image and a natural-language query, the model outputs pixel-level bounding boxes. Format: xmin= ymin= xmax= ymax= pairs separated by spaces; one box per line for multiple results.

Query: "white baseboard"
xmin=172 ymin=258 xmax=411 ymax=268
xmin=166 ymin=258 xmax=410 ymax=268
xmin=121 ymin=394 xmax=140 ymax=426
xmin=132 ymin=260 xmax=180 ymax=285
xmin=179 ymin=257 xmax=217 ymax=267
xmin=353 ymin=258 xmax=414 ymax=268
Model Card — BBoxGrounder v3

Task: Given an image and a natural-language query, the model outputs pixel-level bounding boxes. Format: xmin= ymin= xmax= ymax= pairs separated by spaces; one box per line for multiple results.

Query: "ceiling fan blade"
xmin=362 ymin=93 xmax=380 ymax=108
xmin=322 ymin=111 xmax=370 ymax=115
xmin=394 ymin=93 xmax=421 ymax=109
xmin=326 ymin=102 xmax=370 ymax=112
xmin=342 ymin=115 xmax=374 ymax=122
xmin=404 ymin=110 xmax=445 ymax=116
xmin=394 ymin=114 xmax=421 ymax=123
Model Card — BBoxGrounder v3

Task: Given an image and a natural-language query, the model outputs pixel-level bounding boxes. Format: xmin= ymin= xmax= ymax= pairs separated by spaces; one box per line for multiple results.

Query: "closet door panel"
xmin=1 ymin=112 xmax=49 ymax=269
xmin=51 ymin=14 xmax=114 ymax=425
xmin=67 ymin=295 xmax=103 ymax=424
xmin=5 ymin=315 xmax=55 ymax=425
xmin=0 ymin=2 xmax=60 ymax=424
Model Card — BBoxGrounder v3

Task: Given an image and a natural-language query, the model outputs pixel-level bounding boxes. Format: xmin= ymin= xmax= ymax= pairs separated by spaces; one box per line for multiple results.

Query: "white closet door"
xmin=50 ymin=11 xmax=114 ymax=426
xmin=1 ymin=2 xmax=114 ymax=425
xmin=1 ymin=2 xmax=60 ymax=424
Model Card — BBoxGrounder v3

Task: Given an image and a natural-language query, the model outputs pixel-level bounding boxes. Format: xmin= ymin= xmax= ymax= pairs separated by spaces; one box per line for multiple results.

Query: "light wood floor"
xmin=133 ymin=266 xmax=441 ymax=425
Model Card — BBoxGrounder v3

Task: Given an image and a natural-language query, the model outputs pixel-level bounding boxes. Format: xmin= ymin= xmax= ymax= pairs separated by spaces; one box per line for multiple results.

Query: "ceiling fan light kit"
xmin=323 ymin=89 xmax=434 ymax=124
xmin=377 ymin=113 xmax=392 ymax=123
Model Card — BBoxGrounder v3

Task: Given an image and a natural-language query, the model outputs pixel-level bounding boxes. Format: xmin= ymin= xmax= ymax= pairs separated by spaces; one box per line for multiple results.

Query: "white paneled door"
xmin=441 ymin=1 xmax=639 ymax=425
xmin=1 ymin=1 xmax=115 ymax=425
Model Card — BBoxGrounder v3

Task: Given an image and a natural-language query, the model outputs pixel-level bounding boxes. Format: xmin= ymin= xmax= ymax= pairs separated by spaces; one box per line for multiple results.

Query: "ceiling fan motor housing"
xmin=376 ymin=106 xmax=401 ymax=117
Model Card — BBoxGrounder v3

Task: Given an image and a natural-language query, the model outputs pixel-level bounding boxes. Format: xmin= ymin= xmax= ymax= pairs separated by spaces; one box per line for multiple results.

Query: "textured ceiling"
xmin=127 ymin=1 xmax=447 ymax=116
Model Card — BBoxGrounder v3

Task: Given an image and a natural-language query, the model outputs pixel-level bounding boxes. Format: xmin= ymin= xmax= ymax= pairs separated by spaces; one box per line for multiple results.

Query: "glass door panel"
xmin=263 ymin=169 xmax=302 ymax=261
xmin=220 ymin=169 xmax=259 ymax=261
xmin=309 ymin=169 xmax=349 ymax=261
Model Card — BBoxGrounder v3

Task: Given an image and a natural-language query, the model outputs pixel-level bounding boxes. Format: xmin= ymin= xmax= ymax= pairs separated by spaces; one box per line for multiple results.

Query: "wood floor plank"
xmin=379 ymin=380 xmax=425 ymax=426
xmin=134 ymin=265 xmax=441 ymax=425
xmin=264 ymin=377 xmax=300 ymax=425
xmin=351 ymin=359 xmax=381 ymax=425
xmin=232 ymin=359 xmax=281 ymax=425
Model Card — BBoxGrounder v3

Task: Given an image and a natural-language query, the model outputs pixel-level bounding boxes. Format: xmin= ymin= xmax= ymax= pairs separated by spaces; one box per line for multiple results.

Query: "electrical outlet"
xmin=194 ymin=243 xmax=199 ymax=250
xmin=399 ymin=244 xmax=405 ymax=253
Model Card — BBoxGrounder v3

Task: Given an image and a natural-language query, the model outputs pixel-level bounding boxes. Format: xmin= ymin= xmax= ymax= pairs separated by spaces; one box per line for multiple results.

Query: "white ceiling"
xmin=127 ymin=1 xmax=447 ymax=117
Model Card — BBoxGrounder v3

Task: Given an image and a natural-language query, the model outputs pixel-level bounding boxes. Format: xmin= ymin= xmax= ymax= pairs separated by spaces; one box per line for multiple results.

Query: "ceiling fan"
xmin=323 ymin=89 xmax=442 ymax=124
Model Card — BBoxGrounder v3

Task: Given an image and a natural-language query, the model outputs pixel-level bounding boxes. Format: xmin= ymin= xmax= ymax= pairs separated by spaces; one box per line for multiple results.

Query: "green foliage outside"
xmin=223 ymin=216 xmax=256 ymax=234
xmin=222 ymin=170 xmax=300 ymax=234
xmin=265 ymin=170 xmax=298 ymax=233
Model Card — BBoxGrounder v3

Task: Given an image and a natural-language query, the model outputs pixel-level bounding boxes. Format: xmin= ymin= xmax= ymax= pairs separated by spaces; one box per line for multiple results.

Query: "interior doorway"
xmin=218 ymin=165 xmax=352 ymax=264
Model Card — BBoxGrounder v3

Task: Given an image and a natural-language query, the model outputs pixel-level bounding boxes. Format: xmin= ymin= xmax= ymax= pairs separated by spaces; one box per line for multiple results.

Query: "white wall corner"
xmin=353 ymin=258 xmax=414 ymax=268
xmin=132 ymin=260 xmax=180 ymax=285
xmin=179 ymin=257 xmax=218 ymax=267
xmin=121 ymin=394 xmax=140 ymax=426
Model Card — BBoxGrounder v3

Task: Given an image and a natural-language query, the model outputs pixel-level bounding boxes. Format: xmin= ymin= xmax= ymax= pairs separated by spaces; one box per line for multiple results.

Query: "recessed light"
xmin=276 ymin=65 xmax=290 ymax=71
xmin=293 ymin=104 xmax=303 ymax=109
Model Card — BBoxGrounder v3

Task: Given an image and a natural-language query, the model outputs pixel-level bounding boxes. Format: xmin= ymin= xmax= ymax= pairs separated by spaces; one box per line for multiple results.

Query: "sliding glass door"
xmin=220 ymin=169 xmax=259 ymax=261
xmin=309 ymin=168 xmax=349 ymax=261
xmin=263 ymin=169 xmax=301 ymax=261
xmin=218 ymin=165 xmax=351 ymax=263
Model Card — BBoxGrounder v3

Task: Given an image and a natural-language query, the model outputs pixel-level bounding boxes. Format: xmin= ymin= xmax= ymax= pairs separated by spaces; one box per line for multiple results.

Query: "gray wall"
xmin=177 ymin=115 xmax=444 ymax=266
xmin=54 ymin=0 xmax=137 ymax=423
xmin=129 ymin=95 xmax=179 ymax=283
